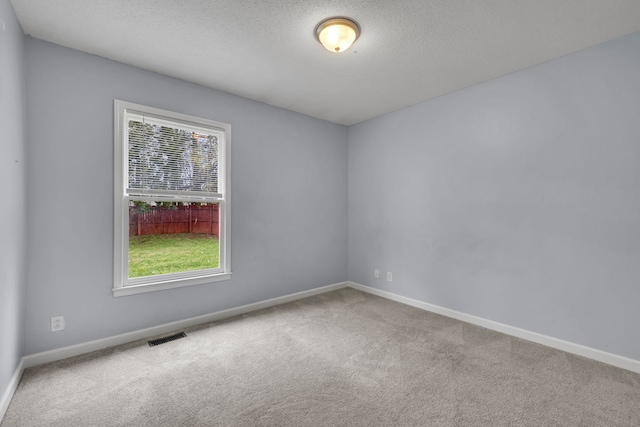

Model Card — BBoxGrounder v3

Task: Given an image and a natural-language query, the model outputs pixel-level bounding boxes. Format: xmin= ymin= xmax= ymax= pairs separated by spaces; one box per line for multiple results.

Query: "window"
xmin=113 ymin=100 xmax=231 ymax=296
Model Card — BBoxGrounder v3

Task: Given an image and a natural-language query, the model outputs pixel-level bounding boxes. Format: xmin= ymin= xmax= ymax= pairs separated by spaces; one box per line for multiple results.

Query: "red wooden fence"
xmin=129 ymin=204 xmax=219 ymax=237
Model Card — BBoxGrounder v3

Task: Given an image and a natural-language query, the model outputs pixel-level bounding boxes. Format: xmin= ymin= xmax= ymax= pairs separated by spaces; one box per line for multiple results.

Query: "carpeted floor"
xmin=3 ymin=288 xmax=640 ymax=426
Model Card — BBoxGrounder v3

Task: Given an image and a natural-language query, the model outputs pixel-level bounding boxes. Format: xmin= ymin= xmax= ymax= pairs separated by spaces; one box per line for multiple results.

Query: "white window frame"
xmin=113 ymin=100 xmax=231 ymax=297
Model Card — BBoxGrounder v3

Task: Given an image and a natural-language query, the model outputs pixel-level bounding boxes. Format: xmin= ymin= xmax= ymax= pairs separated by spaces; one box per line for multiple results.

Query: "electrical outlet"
xmin=51 ymin=316 xmax=65 ymax=332
xmin=386 ymin=272 xmax=392 ymax=282
xmin=374 ymin=269 xmax=380 ymax=279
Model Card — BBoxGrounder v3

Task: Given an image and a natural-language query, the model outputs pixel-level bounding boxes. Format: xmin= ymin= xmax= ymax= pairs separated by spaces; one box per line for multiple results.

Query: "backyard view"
xmin=129 ymin=233 xmax=219 ymax=278
xmin=123 ymin=113 xmax=223 ymax=281
xmin=128 ymin=202 xmax=220 ymax=278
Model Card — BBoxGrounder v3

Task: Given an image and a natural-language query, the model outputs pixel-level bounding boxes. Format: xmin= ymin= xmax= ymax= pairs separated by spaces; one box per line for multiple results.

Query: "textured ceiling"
xmin=10 ymin=0 xmax=640 ymax=125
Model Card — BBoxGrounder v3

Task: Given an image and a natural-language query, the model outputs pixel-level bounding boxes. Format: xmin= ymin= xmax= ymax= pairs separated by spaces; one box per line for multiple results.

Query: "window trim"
xmin=113 ymin=100 xmax=231 ymax=297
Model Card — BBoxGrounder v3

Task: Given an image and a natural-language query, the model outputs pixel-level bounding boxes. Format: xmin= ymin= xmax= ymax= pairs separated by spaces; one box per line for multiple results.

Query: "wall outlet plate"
xmin=51 ymin=315 xmax=65 ymax=332
xmin=374 ymin=269 xmax=380 ymax=279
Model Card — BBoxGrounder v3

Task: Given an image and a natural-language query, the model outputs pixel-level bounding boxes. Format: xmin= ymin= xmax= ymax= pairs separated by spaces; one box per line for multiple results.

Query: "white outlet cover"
xmin=374 ymin=269 xmax=380 ymax=279
xmin=51 ymin=316 xmax=65 ymax=332
xmin=386 ymin=272 xmax=392 ymax=282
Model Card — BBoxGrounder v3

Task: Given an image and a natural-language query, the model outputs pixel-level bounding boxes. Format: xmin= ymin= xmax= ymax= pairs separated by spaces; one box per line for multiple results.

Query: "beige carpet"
xmin=3 ymin=288 xmax=640 ymax=426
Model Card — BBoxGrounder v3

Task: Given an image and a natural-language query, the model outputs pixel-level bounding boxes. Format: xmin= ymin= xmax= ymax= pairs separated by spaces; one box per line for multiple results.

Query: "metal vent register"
xmin=148 ymin=332 xmax=187 ymax=347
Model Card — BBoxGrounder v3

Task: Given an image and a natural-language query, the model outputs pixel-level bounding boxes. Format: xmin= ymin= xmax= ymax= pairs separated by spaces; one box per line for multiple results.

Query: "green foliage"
xmin=156 ymin=201 xmax=178 ymax=210
xmin=130 ymin=201 xmax=151 ymax=214
xmin=128 ymin=233 xmax=219 ymax=278
xmin=130 ymin=201 xmax=180 ymax=214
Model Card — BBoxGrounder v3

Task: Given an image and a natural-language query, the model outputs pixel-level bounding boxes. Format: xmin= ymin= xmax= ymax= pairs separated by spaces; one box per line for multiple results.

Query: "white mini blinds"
xmin=126 ymin=112 xmax=223 ymax=200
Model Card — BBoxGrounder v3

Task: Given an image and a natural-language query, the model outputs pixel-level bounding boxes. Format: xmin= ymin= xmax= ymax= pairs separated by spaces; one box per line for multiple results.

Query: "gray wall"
xmin=0 ymin=0 xmax=27 ymax=399
xmin=24 ymin=38 xmax=348 ymax=355
xmin=348 ymin=32 xmax=640 ymax=360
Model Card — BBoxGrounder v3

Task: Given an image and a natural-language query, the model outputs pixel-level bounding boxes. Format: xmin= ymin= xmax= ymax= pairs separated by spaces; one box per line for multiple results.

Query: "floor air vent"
xmin=148 ymin=332 xmax=187 ymax=347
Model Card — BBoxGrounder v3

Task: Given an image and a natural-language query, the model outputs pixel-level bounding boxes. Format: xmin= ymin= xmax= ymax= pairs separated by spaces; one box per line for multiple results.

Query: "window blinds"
xmin=126 ymin=112 xmax=222 ymax=199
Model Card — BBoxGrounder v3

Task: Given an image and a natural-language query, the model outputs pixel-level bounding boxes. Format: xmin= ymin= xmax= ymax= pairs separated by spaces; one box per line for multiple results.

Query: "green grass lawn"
xmin=129 ymin=233 xmax=219 ymax=278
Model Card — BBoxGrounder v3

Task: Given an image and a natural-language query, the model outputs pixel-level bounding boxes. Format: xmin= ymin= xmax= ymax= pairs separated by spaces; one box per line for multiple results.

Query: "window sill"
xmin=113 ymin=272 xmax=232 ymax=297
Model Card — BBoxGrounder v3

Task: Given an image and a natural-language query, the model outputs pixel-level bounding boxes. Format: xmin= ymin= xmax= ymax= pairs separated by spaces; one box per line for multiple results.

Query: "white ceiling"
xmin=10 ymin=0 xmax=640 ymax=125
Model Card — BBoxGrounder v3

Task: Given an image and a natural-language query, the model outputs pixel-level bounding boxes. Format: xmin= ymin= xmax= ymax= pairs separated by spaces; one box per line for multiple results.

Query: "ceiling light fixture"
xmin=315 ymin=17 xmax=360 ymax=53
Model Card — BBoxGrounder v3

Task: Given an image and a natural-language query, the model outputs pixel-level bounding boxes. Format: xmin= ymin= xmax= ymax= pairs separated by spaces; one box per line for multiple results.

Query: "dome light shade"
xmin=315 ymin=18 xmax=360 ymax=53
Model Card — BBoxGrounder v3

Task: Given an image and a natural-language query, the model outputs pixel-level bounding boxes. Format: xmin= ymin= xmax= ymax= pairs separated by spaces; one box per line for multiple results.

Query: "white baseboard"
xmin=0 ymin=358 xmax=24 ymax=422
xmin=23 ymin=281 xmax=349 ymax=369
xmin=347 ymin=281 xmax=640 ymax=374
